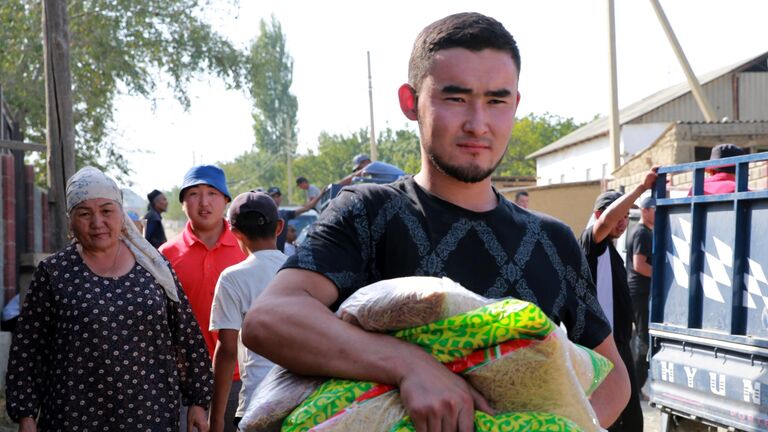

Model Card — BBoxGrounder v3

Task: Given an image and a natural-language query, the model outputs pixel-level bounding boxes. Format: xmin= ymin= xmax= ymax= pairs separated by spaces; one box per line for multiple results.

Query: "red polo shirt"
xmin=160 ymin=220 xmax=247 ymax=380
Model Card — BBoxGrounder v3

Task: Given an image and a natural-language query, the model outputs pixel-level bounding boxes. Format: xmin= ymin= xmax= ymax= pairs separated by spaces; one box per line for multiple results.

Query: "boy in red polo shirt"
xmin=161 ymin=164 xmax=246 ymax=432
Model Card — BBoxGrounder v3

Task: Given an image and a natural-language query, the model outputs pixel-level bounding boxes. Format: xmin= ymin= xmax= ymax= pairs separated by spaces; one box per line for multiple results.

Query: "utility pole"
xmin=367 ymin=51 xmax=378 ymax=162
xmin=607 ymin=0 xmax=621 ymax=173
xmin=43 ymin=0 xmax=76 ymax=250
xmin=648 ymin=0 xmax=717 ymax=122
xmin=285 ymin=118 xmax=294 ymax=202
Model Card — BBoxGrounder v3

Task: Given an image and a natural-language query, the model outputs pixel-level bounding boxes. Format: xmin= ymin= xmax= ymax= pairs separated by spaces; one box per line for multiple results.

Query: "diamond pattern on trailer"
xmin=743 ymin=258 xmax=768 ymax=309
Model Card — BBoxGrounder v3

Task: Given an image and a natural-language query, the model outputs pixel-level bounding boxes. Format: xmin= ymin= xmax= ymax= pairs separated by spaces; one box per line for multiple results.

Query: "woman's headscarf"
xmin=66 ymin=167 xmax=180 ymax=302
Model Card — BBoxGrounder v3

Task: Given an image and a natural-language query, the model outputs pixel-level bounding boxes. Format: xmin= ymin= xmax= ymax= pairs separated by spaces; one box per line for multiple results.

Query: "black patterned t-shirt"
xmin=282 ymin=177 xmax=611 ymax=349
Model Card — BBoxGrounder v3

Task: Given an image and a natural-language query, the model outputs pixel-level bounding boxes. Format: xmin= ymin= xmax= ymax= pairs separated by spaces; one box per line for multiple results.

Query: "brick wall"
xmin=609 ymin=123 xmax=768 ymax=193
xmin=42 ymin=191 xmax=50 ymax=252
xmin=2 ymin=154 xmax=16 ymax=302
xmin=25 ymin=165 xmax=34 ymax=253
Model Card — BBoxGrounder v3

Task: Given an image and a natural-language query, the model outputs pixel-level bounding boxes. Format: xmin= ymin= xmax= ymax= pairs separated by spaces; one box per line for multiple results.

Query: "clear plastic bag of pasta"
xmin=280 ymin=296 xmax=612 ymax=432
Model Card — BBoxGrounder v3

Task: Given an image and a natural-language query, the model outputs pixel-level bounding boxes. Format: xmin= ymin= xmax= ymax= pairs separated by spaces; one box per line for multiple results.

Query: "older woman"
xmin=6 ymin=167 xmax=212 ymax=431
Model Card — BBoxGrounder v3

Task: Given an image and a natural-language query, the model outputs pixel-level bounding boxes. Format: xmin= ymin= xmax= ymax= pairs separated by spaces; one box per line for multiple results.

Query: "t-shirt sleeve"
xmin=578 ymin=226 xmax=607 ymax=262
xmin=632 ymin=227 xmax=653 ymax=261
xmin=559 ymin=227 xmax=612 ymax=348
xmin=281 ymin=188 xmax=372 ymax=304
xmin=210 ymin=273 xmax=243 ymax=331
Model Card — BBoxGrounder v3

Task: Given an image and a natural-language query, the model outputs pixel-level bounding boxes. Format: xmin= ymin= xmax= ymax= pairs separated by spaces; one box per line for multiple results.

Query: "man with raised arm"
xmin=243 ymin=12 xmax=630 ymax=432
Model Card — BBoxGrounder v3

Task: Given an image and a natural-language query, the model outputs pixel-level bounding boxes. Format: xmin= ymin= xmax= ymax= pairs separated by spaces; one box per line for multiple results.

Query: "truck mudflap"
xmin=650 ymin=337 xmax=768 ymax=431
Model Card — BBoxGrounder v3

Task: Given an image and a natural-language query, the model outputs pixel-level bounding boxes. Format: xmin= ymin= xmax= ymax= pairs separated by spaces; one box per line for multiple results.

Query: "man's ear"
xmin=398 ymin=84 xmax=418 ymax=120
xmin=230 ymin=226 xmax=245 ymax=241
xmin=275 ymin=219 xmax=285 ymax=237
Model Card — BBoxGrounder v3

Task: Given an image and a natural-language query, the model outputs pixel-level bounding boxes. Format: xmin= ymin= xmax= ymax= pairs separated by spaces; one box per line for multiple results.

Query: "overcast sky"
xmin=112 ymin=0 xmax=768 ymax=196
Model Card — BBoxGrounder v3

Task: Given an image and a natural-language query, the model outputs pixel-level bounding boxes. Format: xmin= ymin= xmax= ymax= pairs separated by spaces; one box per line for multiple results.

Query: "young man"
xmin=514 ymin=190 xmax=529 ymax=209
xmin=266 ymin=186 xmax=321 ymax=252
xmin=144 ymin=189 xmax=168 ymax=248
xmin=295 ymin=176 xmax=321 ymax=210
xmin=578 ymin=168 xmax=657 ymax=432
xmin=243 ymin=12 xmax=630 ymax=431
xmin=627 ymin=196 xmax=655 ymax=396
xmin=160 ymin=165 xmax=247 ymax=432
xmin=208 ymin=191 xmax=287 ymax=432
xmin=283 ymin=225 xmax=298 ymax=256
xmin=688 ymin=143 xmax=745 ymax=195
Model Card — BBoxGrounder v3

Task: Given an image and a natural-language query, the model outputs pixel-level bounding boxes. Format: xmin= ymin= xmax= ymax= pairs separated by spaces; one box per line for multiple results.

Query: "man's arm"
xmin=242 ymin=268 xmax=492 ymax=432
xmin=592 ymin=167 xmax=658 ymax=243
xmin=208 ymin=330 xmax=238 ymax=432
xmin=589 ymin=334 xmax=631 ymax=427
xmin=293 ymin=190 xmax=324 ymax=216
xmin=632 ymin=253 xmax=652 ymax=277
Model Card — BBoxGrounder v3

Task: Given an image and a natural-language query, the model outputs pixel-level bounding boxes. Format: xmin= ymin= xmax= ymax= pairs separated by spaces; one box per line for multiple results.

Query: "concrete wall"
xmin=536 ymin=137 xmax=610 ymax=186
xmin=501 ymin=180 xmax=603 ymax=235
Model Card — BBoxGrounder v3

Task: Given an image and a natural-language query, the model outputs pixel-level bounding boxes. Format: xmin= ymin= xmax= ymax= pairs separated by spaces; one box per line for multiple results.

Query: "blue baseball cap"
xmin=179 ymin=165 xmax=232 ymax=202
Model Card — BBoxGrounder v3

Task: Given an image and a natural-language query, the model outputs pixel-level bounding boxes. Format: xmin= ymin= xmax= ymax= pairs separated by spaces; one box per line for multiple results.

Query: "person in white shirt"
xmin=283 ymin=225 xmax=298 ymax=256
xmin=208 ymin=191 xmax=288 ymax=432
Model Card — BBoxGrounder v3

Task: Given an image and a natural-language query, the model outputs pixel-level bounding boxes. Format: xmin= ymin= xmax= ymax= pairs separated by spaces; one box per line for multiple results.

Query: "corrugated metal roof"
xmin=527 ymin=51 xmax=768 ymax=159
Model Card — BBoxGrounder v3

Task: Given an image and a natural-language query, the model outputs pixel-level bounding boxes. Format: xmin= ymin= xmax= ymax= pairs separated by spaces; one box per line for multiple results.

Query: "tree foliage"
xmin=219 ymin=127 xmax=420 ymax=205
xmin=0 ymin=0 xmax=248 ymax=181
xmin=216 ymin=113 xmax=579 ymax=207
xmin=249 ymin=15 xmax=297 ymax=156
xmin=495 ymin=113 xmax=584 ymax=177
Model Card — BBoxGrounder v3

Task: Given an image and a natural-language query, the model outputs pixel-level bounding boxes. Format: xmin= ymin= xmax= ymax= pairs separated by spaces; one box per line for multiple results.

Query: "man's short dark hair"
xmin=408 ymin=12 xmax=521 ymax=92
xmin=233 ymin=217 xmax=279 ymax=241
xmin=296 ymin=176 xmax=308 ymax=186
xmin=515 ymin=190 xmax=529 ymax=200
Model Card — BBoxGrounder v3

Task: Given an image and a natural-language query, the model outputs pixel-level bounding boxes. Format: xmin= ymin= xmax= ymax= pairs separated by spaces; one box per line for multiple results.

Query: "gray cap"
xmin=352 ymin=153 xmax=371 ymax=171
xmin=639 ymin=196 xmax=656 ymax=209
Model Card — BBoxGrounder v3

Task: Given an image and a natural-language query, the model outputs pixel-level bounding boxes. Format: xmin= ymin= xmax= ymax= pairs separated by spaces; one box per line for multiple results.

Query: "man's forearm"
xmin=243 ymin=291 xmax=427 ymax=385
xmin=209 ymin=341 xmax=237 ymax=432
xmin=589 ymin=335 xmax=631 ymax=427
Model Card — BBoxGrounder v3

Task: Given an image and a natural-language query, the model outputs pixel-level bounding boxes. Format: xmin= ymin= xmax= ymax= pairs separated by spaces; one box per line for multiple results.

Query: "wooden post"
xmin=367 ymin=51 xmax=378 ymax=162
xmin=285 ymin=118 xmax=294 ymax=202
xmin=43 ymin=0 xmax=76 ymax=250
xmin=607 ymin=0 xmax=621 ymax=173
xmin=648 ymin=0 xmax=718 ymax=122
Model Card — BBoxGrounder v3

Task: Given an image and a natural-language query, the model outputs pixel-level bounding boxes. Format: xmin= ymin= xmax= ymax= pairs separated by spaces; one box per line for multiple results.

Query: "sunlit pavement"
xmin=642 ymin=401 xmax=662 ymax=432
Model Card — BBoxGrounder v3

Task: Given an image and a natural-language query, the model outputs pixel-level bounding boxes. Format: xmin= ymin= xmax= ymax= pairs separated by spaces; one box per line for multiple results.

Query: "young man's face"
xmin=286 ymin=226 xmax=297 ymax=242
xmin=154 ymin=193 xmax=168 ymax=212
xmin=642 ymin=207 xmax=655 ymax=227
xmin=270 ymin=193 xmax=283 ymax=206
xmin=182 ymin=184 xmax=227 ymax=232
xmin=515 ymin=195 xmax=529 ymax=209
xmin=402 ymin=48 xmax=520 ymax=183
xmin=593 ymin=209 xmax=629 ymax=240
xmin=297 ymin=182 xmax=308 ymax=190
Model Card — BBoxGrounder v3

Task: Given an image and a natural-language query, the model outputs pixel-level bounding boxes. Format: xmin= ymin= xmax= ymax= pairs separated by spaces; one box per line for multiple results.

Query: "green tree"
xmin=0 ymin=1 xmax=248 ymax=181
xmin=218 ymin=126 xmax=420 ymax=206
xmin=249 ymin=15 xmax=297 ymax=157
xmin=163 ymin=186 xmax=186 ymax=222
xmin=495 ymin=113 xmax=584 ymax=176
xmin=220 ymin=149 xmax=285 ymax=198
xmin=376 ymin=128 xmax=421 ymax=175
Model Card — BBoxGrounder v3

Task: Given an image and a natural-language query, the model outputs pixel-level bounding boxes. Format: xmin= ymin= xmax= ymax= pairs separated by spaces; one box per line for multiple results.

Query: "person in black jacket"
xmin=579 ymin=167 xmax=657 ymax=432
xmin=144 ymin=189 xmax=168 ymax=248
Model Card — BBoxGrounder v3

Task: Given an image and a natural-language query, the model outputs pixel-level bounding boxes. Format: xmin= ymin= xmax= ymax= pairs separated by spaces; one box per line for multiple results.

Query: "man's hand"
xmin=641 ymin=166 xmax=659 ymax=190
xmin=399 ymin=363 xmax=492 ymax=432
xmin=18 ymin=417 xmax=36 ymax=432
xmin=187 ymin=405 xmax=209 ymax=432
